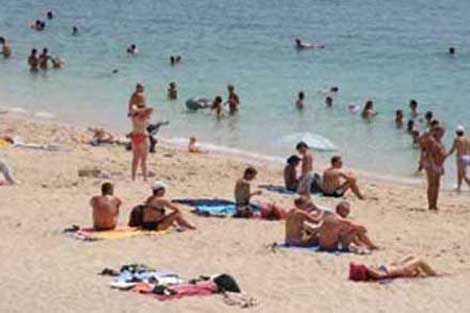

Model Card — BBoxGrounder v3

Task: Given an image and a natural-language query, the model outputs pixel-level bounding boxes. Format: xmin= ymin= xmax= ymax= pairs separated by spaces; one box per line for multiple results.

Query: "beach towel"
xmin=65 ymin=226 xmax=170 ymax=241
xmin=258 ymin=185 xmax=296 ymax=195
xmin=272 ymin=243 xmax=361 ymax=254
xmin=132 ymin=281 xmax=218 ymax=301
xmin=174 ymin=198 xmax=238 ymax=217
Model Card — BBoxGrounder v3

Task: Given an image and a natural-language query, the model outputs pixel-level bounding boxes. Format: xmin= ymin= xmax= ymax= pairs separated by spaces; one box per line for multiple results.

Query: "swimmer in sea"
xmin=28 ymin=49 xmax=39 ymax=72
xmin=296 ymin=91 xmax=305 ymax=109
xmin=449 ymin=47 xmax=456 ymax=55
xmin=31 ymin=20 xmax=46 ymax=31
xmin=330 ymin=86 xmax=339 ymax=93
xmin=212 ymin=96 xmax=224 ymax=119
xmin=127 ymin=44 xmax=138 ymax=55
xmin=72 ymin=26 xmax=79 ymax=36
xmin=227 ymin=85 xmax=240 ymax=114
xmin=424 ymin=111 xmax=434 ymax=128
xmin=409 ymin=99 xmax=419 ymax=119
xmin=51 ymin=56 xmax=64 ymax=69
xmin=47 ymin=11 xmax=54 ymax=20
xmin=446 ymin=126 xmax=470 ymax=192
xmin=38 ymin=48 xmax=51 ymax=70
xmin=395 ymin=110 xmax=404 ymax=128
xmin=295 ymin=38 xmax=325 ymax=50
xmin=167 ymin=82 xmax=177 ymax=100
xmin=325 ymin=96 xmax=333 ymax=108
xmin=0 ymin=37 xmax=12 ymax=58
xmin=361 ymin=100 xmax=377 ymax=120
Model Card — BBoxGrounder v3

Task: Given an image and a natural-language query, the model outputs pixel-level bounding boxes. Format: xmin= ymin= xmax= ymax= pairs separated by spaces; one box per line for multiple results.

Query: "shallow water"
xmin=1 ymin=0 xmax=470 ymax=186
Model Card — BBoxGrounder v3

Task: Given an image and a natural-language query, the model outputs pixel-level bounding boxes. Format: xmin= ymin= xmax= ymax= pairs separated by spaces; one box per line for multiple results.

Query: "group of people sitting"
xmin=90 ymin=182 xmax=195 ymax=232
xmin=283 ymin=142 xmax=364 ymax=199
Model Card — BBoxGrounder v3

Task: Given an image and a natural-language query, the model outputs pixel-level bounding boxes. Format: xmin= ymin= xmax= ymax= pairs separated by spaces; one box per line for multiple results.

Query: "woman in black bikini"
xmin=141 ymin=182 xmax=196 ymax=231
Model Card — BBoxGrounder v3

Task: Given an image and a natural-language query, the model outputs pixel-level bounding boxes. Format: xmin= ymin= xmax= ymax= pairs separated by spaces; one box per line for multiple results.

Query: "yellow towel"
xmin=86 ymin=228 xmax=171 ymax=240
xmin=0 ymin=139 xmax=11 ymax=148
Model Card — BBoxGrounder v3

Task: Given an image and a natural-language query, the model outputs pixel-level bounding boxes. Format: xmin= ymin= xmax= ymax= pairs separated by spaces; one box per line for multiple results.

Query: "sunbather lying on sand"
xmin=285 ymin=196 xmax=325 ymax=246
xmin=90 ymin=182 xmax=121 ymax=231
xmin=319 ymin=201 xmax=377 ymax=252
xmin=141 ymin=182 xmax=196 ymax=231
xmin=350 ymin=255 xmax=438 ymax=281
xmin=88 ymin=128 xmax=121 ymax=145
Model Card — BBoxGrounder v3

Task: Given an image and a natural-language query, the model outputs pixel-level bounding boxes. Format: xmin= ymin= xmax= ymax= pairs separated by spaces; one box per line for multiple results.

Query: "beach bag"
xmin=212 ymin=274 xmax=241 ymax=293
xmin=128 ymin=205 xmax=145 ymax=227
xmin=349 ymin=262 xmax=370 ymax=282
xmin=310 ymin=173 xmax=323 ymax=193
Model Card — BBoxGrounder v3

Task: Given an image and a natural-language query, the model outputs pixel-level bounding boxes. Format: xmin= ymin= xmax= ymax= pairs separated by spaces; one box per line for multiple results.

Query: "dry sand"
xmin=1 ymin=114 xmax=470 ymax=313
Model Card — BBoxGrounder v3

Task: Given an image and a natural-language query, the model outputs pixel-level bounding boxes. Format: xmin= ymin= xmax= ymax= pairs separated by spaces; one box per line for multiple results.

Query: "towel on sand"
xmin=273 ymin=243 xmax=363 ymax=254
xmin=65 ymin=226 xmax=170 ymax=241
xmin=258 ymin=185 xmax=297 ymax=195
xmin=132 ymin=281 xmax=218 ymax=301
xmin=174 ymin=198 xmax=239 ymax=217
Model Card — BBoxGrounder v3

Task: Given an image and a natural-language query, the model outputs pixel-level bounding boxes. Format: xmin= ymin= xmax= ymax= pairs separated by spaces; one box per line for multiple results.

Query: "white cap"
xmin=456 ymin=125 xmax=465 ymax=133
xmin=151 ymin=181 xmax=167 ymax=191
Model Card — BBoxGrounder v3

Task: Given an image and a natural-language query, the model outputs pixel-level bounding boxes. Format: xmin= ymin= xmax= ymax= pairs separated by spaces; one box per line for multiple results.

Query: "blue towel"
xmin=173 ymin=198 xmax=235 ymax=207
xmin=275 ymin=243 xmax=350 ymax=254
xmin=259 ymin=185 xmax=297 ymax=195
xmin=195 ymin=204 xmax=237 ymax=216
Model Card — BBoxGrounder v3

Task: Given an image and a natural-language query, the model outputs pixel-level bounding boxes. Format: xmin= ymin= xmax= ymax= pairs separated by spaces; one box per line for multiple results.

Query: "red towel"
xmin=132 ymin=281 xmax=218 ymax=301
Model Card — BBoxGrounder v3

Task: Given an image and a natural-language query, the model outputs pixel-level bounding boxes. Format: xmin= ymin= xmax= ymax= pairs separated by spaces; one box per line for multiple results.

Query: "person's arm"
xmin=89 ymin=196 xmax=97 ymax=208
xmin=298 ymin=210 xmax=322 ymax=224
xmin=446 ymin=140 xmax=457 ymax=158
xmin=162 ymin=199 xmax=181 ymax=213
xmin=309 ymin=210 xmax=324 ymax=223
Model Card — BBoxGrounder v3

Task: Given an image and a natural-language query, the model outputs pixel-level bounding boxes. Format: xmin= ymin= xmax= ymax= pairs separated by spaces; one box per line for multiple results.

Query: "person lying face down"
xmin=141 ymin=182 xmax=196 ymax=231
xmin=318 ymin=201 xmax=377 ymax=252
xmin=90 ymin=182 xmax=121 ymax=231
xmin=285 ymin=196 xmax=325 ymax=247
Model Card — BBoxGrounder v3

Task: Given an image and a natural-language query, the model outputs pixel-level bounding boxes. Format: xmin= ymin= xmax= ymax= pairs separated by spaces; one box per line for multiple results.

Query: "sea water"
xmin=1 ymin=0 xmax=470 ymax=186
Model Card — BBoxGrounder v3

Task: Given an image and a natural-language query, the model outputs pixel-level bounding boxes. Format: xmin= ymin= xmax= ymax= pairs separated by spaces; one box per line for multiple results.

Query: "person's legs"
xmin=425 ymin=169 xmax=435 ymax=210
xmin=148 ymin=136 xmax=157 ymax=153
xmin=354 ymin=225 xmax=378 ymax=249
xmin=0 ymin=159 xmax=15 ymax=184
xmin=347 ymin=177 xmax=364 ymax=200
xmin=131 ymin=147 xmax=140 ymax=181
xmin=157 ymin=212 xmax=195 ymax=230
xmin=456 ymin=159 xmax=465 ymax=191
xmin=431 ymin=173 xmax=441 ymax=210
xmin=139 ymin=142 xmax=149 ymax=182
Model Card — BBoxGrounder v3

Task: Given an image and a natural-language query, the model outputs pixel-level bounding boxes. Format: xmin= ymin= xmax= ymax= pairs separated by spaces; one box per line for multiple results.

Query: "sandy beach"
xmin=1 ymin=113 xmax=470 ymax=313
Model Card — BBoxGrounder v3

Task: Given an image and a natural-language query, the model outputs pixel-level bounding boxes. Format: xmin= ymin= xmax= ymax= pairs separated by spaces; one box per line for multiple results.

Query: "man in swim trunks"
xmin=130 ymin=105 xmax=153 ymax=181
xmin=227 ymin=85 xmax=240 ymax=114
xmin=28 ymin=49 xmax=39 ymax=72
xmin=296 ymin=142 xmax=314 ymax=196
xmin=284 ymin=155 xmax=301 ymax=192
xmin=38 ymin=48 xmax=50 ymax=70
xmin=0 ymin=37 xmax=12 ymax=58
xmin=90 ymin=182 xmax=121 ymax=231
xmin=322 ymin=156 xmax=364 ymax=200
xmin=128 ymin=83 xmax=146 ymax=115
xmin=319 ymin=201 xmax=377 ymax=252
xmin=420 ymin=126 xmax=447 ymax=210
xmin=285 ymin=196 xmax=324 ymax=246
xmin=234 ymin=167 xmax=262 ymax=217
xmin=141 ymin=182 xmax=196 ymax=231
xmin=446 ymin=126 xmax=470 ymax=192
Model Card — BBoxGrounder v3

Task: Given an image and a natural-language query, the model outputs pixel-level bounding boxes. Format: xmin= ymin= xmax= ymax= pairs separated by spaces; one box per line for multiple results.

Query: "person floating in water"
xmin=167 ymin=82 xmax=177 ymax=100
xmin=446 ymin=126 xmax=470 ymax=192
xmin=127 ymin=44 xmax=138 ymax=55
xmin=0 ymin=37 xmax=12 ymax=58
xmin=295 ymin=37 xmax=325 ymax=50
xmin=296 ymin=91 xmax=305 ymax=109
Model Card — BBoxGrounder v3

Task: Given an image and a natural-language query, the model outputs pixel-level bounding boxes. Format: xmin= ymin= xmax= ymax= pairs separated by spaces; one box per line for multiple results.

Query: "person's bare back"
xmin=90 ymin=194 xmax=121 ymax=231
xmin=455 ymin=136 xmax=470 ymax=157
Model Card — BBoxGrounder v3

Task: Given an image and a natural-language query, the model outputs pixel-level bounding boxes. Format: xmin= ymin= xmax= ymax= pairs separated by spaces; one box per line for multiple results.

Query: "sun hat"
xmin=151 ymin=181 xmax=167 ymax=192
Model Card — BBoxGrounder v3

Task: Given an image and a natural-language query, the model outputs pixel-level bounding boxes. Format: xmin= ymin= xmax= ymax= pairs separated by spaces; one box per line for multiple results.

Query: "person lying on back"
xmin=90 ymin=182 xmax=121 ymax=231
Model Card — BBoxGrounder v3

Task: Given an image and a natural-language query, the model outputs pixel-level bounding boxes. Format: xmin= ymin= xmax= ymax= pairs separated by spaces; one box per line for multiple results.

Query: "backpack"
xmin=212 ymin=274 xmax=241 ymax=293
xmin=128 ymin=205 xmax=145 ymax=227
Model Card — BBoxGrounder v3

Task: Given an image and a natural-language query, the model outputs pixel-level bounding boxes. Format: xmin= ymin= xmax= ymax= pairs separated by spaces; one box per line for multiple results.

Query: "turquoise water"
xmin=1 ymin=0 xmax=470 ymax=185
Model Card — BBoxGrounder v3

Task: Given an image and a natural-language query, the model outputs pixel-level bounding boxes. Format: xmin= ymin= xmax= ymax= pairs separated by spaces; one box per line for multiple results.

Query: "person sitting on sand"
xmin=319 ymin=201 xmax=377 ymax=252
xmin=130 ymin=105 xmax=152 ymax=181
xmin=446 ymin=126 xmax=470 ymax=192
xmin=90 ymin=182 xmax=122 ymax=231
xmin=325 ymin=96 xmax=333 ymax=108
xmin=88 ymin=128 xmax=117 ymax=145
xmin=361 ymin=100 xmax=377 ymax=120
xmin=285 ymin=196 xmax=325 ymax=246
xmin=227 ymin=85 xmax=240 ymax=114
xmin=127 ymin=44 xmax=138 ymax=55
xmin=188 ymin=136 xmax=207 ymax=154
xmin=0 ymin=37 xmax=12 ymax=58
xmin=350 ymin=255 xmax=437 ymax=282
xmin=28 ymin=49 xmax=39 ymax=72
xmin=296 ymin=91 xmax=305 ymax=109
xmin=141 ymin=182 xmax=196 ymax=231
xmin=296 ymin=141 xmax=314 ymax=196
xmin=0 ymin=159 xmax=17 ymax=185
xmin=284 ymin=155 xmax=301 ymax=192
xmin=38 ymin=48 xmax=51 ymax=70
xmin=212 ymin=96 xmax=224 ymax=119
xmin=128 ymin=83 xmax=146 ymax=115
xmin=234 ymin=167 xmax=263 ymax=217
xmin=395 ymin=110 xmax=404 ymax=128
xmin=167 ymin=82 xmax=178 ymax=100
xmin=409 ymin=99 xmax=419 ymax=119
xmin=322 ymin=156 xmax=364 ymax=199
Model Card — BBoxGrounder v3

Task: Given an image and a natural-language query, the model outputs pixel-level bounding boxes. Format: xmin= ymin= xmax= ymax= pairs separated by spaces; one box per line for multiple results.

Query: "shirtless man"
xmin=284 ymin=155 xmax=301 ymax=191
xmin=128 ymin=83 xmax=146 ymax=115
xmin=141 ymin=182 xmax=195 ymax=231
xmin=130 ymin=105 xmax=153 ymax=181
xmin=420 ymin=126 xmax=446 ymax=210
xmin=167 ymin=82 xmax=177 ymax=100
xmin=319 ymin=201 xmax=377 ymax=251
xmin=296 ymin=142 xmax=314 ymax=196
xmin=322 ymin=156 xmax=364 ymax=199
xmin=90 ymin=182 xmax=122 ymax=231
xmin=28 ymin=49 xmax=39 ymax=72
xmin=227 ymin=85 xmax=240 ymax=114
xmin=446 ymin=126 xmax=470 ymax=191
xmin=0 ymin=37 xmax=12 ymax=58
xmin=285 ymin=196 xmax=324 ymax=246
xmin=296 ymin=91 xmax=305 ymax=110
xmin=38 ymin=48 xmax=50 ymax=70
xmin=234 ymin=167 xmax=262 ymax=217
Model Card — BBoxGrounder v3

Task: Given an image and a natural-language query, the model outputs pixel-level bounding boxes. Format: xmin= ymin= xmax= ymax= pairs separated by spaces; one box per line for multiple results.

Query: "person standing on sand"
xmin=227 ymin=85 xmax=240 ymax=114
xmin=446 ymin=126 xmax=470 ymax=192
xmin=128 ymin=83 xmax=146 ymax=115
xmin=322 ymin=156 xmax=364 ymax=200
xmin=0 ymin=37 xmax=12 ymax=58
xmin=296 ymin=142 xmax=314 ymax=196
xmin=28 ymin=49 xmax=39 ymax=72
xmin=420 ymin=126 xmax=447 ymax=210
xmin=90 ymin=182 xmax=121 ymax=231
xmin=130 ymin=105 xmax=153 ymax=181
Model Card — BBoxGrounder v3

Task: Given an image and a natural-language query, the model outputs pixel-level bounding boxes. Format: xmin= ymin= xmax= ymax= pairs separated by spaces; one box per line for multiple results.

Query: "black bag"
xmin=310 ymin=173 xmax=323 ymax=194
xmin=212 ymin=274 xmax=241 ymax=293
xmin=128 ymin=205 xmax=145 ymax=227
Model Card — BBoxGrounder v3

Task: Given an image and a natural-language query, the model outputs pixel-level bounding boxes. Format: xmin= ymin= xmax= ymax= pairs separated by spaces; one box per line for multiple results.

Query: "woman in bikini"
xmin=141 ymin=182 xmax=196 ymax=231
xmin=130 ymin=106 xmax=153 ymax=181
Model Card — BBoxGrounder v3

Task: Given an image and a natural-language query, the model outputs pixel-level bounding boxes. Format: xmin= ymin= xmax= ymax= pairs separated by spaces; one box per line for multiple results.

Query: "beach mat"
xmin=258 ymin=185 xmax=296 ymax=195
xmin=272 ymin=243 xmax=365 ymax=255
xmin=174 ymin=199 xmax=238 ymax=217
xmin=65 ymin=226 xmax=170 ymax=241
